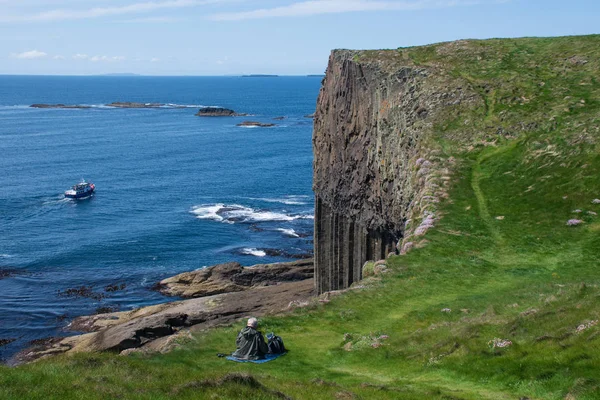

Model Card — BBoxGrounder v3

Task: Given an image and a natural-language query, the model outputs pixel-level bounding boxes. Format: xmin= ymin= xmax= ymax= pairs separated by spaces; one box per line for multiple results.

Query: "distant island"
xmin=307 ymin=74 xmax=325 ymax=77
xmin=100 ymin=73 xmax=142 ymax=77
xmin=241 ymin=74 xmax=279 ymax=78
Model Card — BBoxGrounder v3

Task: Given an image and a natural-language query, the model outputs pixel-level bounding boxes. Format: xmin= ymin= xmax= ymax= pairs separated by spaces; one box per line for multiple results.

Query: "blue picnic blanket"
xmin=226 ymin=352 xmax=287 ymax=364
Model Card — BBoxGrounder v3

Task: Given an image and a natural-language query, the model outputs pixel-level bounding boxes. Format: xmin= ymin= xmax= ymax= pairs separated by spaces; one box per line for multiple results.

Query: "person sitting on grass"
xmin=231 ymin=317 xmax=269 ymax=360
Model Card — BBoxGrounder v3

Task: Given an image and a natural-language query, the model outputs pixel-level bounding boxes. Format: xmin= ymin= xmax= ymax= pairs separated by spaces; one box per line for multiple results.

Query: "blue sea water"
xmin=0 ymin=75 xmax=321 ymax=361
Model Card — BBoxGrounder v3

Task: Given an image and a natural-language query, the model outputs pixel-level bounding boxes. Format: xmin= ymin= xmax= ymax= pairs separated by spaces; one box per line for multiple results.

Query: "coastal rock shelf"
xmin=312 ymin=49 xmax=480 ymax=293
xmin=13 ymin=260 xmax=314 ymax=364
xmin=156 ymin=259 xmax=313 ymax=298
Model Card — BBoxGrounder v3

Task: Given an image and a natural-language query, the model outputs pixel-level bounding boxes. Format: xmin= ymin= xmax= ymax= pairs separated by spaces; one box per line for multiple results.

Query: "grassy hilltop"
xmin=2 ymin=35 xmax=600 ymax=399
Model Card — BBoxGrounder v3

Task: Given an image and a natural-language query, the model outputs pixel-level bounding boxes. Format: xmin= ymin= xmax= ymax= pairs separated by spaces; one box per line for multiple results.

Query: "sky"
xmin=0 ymin=0 xmax=598 ymax=75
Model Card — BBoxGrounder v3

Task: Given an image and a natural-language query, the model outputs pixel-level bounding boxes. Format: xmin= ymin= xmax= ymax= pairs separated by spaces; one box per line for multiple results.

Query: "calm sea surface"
xmin=0 ymin=75 xmax=321 ymax=361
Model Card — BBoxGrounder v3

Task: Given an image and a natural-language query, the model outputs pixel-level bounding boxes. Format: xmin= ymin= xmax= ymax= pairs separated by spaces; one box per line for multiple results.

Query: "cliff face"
xmin=313 ymin=49 xmax=480 ymax=293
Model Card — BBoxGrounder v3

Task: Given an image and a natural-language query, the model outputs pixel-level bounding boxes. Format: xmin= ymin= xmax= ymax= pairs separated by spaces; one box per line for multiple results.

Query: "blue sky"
xmin=1 ymin=0 xmax=598 ymax=75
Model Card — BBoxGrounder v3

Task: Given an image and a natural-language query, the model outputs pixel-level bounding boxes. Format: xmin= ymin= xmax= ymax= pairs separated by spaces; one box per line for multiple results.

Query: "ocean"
xmin=0 ymin=75 xmax=321 ymax=361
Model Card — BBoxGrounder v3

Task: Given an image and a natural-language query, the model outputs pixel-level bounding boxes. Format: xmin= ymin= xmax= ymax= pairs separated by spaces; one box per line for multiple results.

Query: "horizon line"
xmin=0 ymin=73 xmax=326 ymax=77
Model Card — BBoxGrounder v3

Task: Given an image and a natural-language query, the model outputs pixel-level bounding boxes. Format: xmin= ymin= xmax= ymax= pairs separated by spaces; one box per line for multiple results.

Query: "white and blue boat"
xmin=64 ymin=180 xmax=95 ymax=199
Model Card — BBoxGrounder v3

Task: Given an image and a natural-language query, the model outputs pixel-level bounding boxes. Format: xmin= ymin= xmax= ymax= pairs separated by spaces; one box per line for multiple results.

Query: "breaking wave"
xmin=277 ymin=228 xmax=300 ymax=238
xmin=240 ymin=248 xmax=266 ymax=257
xmin=190 ymin=204 xmax=313 ymax=223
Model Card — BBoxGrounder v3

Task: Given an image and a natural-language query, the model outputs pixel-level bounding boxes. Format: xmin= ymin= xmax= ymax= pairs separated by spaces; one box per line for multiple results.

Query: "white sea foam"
xmin=277 ymin=228 xmax=300 ymax=238
xmin=190 ymin=204 xmax=225 ymax=221
xmin=0 ymin=254 xmax=13 ymax=258
xmin=164 ymin=103 xmax=210 ymax=108
xmin=0 ymin=105 xmax=30 ymax=110
xmin=257 ymin=198 xmax=305 ymax=205
xmin=241 ymin=248 xmax=266 ymax=257
xmin=190 ymin=203 xmax=311 ymax=223
xmin=249 ymin=196 xmax=308 ymax=205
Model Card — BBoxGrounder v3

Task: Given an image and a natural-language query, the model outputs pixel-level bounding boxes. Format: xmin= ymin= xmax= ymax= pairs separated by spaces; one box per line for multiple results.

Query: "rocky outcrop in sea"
xmin=195 ymin=107 xmax=247 ymax=117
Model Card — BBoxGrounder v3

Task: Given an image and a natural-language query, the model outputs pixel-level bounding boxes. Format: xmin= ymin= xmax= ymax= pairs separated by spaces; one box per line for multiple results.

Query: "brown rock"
xmin=158 ymin=259 xmax=313 ymax=298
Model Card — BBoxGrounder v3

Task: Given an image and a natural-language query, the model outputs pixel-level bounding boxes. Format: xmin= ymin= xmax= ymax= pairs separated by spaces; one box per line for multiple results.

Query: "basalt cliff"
xmin=313 ymin=48 xmax=481 ymax=293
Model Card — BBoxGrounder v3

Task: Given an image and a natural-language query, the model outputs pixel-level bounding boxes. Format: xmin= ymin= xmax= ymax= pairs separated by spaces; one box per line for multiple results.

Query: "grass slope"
xmin=1 ymin=35 xmax=600 ymax=399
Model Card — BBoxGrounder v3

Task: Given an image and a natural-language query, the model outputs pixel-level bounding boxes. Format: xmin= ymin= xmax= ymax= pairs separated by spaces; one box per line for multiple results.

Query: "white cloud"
xmin=150 ymin=57 xmax=160 ymax=62
xmin=90 ymin=55 xmax=126 ymax=62
xmin=73 ymin=53 xmax=89 ymax=59
xmin=114 ymin=16 xmax=183 ymax=23
xmin=10 ymin=49 xmax=47 ymax=59
xmin=1 ymin=0 xmax=230 ymax=22
xmin=53 ymin=55 xmax=65 ymax=59
xmin=209 ymin=0 xmax=501 ymax=21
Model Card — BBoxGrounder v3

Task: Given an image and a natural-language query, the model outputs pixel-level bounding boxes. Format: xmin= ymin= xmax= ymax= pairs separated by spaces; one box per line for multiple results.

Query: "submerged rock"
xmin=0 ymin=268 xmax=19 ymax=280
xmin=0 ymin=338 xmax=16 ymax=347
xmin=236 ymin=121 xmax=275 ymax=127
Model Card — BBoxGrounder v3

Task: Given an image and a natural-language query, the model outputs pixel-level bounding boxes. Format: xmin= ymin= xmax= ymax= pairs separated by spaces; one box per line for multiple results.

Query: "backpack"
xmin=267 ymin=333 xmax=286 ymax=354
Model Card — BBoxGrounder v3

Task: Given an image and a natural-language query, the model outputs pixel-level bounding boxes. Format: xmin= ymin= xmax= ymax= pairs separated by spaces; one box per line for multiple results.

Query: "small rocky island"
xmin=195 ymin=107 xmax=247 ymax=117
xmin=236 ymin=121 xmax=275 ymax=127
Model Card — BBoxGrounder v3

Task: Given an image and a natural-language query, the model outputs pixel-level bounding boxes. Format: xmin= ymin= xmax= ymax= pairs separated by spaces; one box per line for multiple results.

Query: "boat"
xmin=64 ymin=180 xmax=95 ymax=199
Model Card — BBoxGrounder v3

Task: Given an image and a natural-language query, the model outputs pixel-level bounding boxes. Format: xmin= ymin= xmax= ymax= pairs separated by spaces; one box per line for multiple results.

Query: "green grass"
xmin=2 ymin=35 xmax=600 ymax=399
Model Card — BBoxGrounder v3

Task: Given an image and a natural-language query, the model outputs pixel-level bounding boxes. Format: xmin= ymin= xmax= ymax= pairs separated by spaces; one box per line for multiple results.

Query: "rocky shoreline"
xmin=10 ymin=259 xmax=314 ymax=365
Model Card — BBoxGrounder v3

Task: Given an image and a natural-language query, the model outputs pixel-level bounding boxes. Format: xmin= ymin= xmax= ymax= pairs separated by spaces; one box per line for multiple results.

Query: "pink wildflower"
xmin=401 ymin=241 xmax=414 ymax=255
